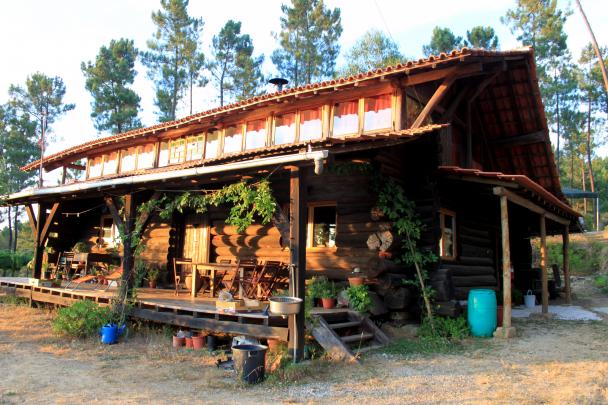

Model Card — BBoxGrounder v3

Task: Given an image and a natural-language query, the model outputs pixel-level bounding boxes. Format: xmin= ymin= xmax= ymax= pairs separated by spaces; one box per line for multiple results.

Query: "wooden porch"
xmin=0 ymin=277 xmax=288 ymax=341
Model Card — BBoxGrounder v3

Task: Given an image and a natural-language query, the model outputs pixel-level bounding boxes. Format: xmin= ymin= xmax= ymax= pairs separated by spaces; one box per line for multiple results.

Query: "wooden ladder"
xmin=309 ymin=309 xmax=390 ymax=362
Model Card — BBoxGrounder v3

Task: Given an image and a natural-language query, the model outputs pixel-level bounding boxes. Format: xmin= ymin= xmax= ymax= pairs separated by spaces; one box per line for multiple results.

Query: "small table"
xmin=191 ymin=263 xmax=243 ymax=299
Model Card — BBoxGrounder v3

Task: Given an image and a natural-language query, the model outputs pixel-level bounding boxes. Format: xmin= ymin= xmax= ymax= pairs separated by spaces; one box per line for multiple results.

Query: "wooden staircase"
xmin=309 ymin=309 xmax=390 ymax=362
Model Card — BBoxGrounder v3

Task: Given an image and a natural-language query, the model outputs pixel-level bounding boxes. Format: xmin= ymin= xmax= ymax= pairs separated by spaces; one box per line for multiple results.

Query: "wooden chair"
xmin=173 ymin=258 xmax=193 ymax=296
xmin=99 ymin=268 xmax=124 ymax=291
xmin=246 ymin=261 xmax=285 ymax=299
xmin=238 ymin=258 xmax=263 ymax=298
xmin=55 ymin=252 xmax=75 ymax=280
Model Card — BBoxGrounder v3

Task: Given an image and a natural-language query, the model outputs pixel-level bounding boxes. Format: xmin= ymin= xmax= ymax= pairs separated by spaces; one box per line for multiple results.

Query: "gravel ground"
xmin=0 ymin=281 xmax=607 ymax=405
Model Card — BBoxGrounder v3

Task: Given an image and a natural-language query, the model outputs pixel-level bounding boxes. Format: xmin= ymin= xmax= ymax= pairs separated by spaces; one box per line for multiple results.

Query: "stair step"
xmin=329 ymin=321 xmax=362 ymax=329
xmin=341 ymin=332 xmax=374 ymax=343
xmin=354 ymin=344 xmax=385 ymax=353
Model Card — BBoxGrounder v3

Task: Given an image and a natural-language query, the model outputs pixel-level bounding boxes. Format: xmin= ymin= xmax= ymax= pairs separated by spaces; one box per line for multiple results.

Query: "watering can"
xmin=100 ymin=323 xmax=126 ymax=344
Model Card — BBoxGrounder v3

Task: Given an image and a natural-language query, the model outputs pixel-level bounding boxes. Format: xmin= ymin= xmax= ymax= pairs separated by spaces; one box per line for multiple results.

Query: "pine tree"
xmin=209 ymin=20 xmax=264 ymax=106
xmin=81 ymin=38 xmax=142 ymax=135
xmin=271 ymin=0 xmax=342 ymax=87
xmin=422 ymin=27 xmax=463 ymax=56
xmin=8 ymin=73 xmax=75 ymax=186
xmin=340 ymin=29 xmax=403 ymax=76
xmin=142 ymin=0 xmax=204 ymax=122
xmin=465 ymin=26 xmax=499 ymax=49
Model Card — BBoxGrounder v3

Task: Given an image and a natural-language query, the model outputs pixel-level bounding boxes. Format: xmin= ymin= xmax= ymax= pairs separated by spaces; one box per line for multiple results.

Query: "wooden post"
xmin=540 ymin=214 xmax=549 ymax=315
xmin=563 ymin=226 xmax=572 ymax=305
xmin=466 ymin=102 xmax=472 ymax=168
xmin=288 ymin=167 xmax=306 ymax=362
xmin=31 ymin=203 xmax=47 ymax=279
xmin=122 ymin=194 xmax=136 ymax=289
xmin=500 ymin=195 xmax=512 ymax=329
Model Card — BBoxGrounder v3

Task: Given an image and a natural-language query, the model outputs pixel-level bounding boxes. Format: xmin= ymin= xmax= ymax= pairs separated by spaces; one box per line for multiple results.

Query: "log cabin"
xmin=4 ymin=47 xmax=579 ymax=351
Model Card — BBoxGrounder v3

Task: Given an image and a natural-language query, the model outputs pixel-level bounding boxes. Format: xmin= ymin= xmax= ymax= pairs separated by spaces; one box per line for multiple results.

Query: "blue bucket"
xmin=100 ymin=324 xmax=126 ymax=344
xmin=467 ymin=289 xmax=497 ymax=337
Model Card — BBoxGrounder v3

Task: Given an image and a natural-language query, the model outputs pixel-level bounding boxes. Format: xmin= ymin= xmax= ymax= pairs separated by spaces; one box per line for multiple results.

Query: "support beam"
xmin=288 ymin=167 xmax=306 ymax=362
xmin=402 ymin=62 xmax=482 ymax=87
xmin=495 ymin=195 xmax=516 ymax=338
xmin=411 ymin=73 xmax=457 ymax=129
xmin=563 ymin=227 xmax=572 ymax=305
xmin=24 ymin=204 xmax=37 ymax=236
xmin=104 ymin=196 xmax=124 ymax=229
xmin=134 ymin=191 xmax=162 ymax=232
xmin=491 ymin=130 xmax=546 ymax=147
xmin=122 ymin=194 xmax=136 ymax=288
xmin=493 ymin=187 xmax=570 ymax=226
xmin=540 ymin=214 xmax=549 ymax=315
xmin=31 ymin=203 xmax=47 ymax=279
xmin=39 ymin=203 xmax=60 ymax=247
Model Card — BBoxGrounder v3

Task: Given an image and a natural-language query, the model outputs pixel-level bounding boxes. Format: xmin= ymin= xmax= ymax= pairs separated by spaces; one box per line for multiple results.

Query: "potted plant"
xmin=348 ymin=267 xmax=365 ymax=286
xmin=147 ymin=265 xmax=160 ymax=289
xmin=72 ymin=241 xmax=89 ymax=253
xmin=306 ymin=276 xmax=327 ymax=307
xmin=320 ymin=281 xmax=338 ymax=309
xmin=345 ymin=284 xmax=373 ymax=314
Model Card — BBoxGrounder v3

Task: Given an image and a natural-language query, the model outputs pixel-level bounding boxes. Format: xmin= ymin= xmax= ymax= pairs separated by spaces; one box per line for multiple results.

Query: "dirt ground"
xmin=1 ymin=283 xmax=607 ymax=405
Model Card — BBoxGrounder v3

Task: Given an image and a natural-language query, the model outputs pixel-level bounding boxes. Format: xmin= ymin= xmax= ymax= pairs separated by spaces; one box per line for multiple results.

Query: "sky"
xmin=0 ymin=0 xmax=607 ymax=167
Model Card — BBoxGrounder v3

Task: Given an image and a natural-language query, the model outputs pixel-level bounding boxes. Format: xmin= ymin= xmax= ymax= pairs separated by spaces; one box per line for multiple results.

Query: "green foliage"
xmin=319 ymin=281 xmax=338 ymax=299
xmin=209 ymin=20 xmax=264 ymax=106
xmin=306 ymin=276 xmax=327 ymax=300
xmin=345 ymin=284 xmax=372 ymax=313
xmin=419 ymin=316 xmax=470 ymax=341
xmin=81 ymin=38 xmax=142 ymax=134
xmin=0 ymin=250 xmax=33 ymax=274
xmin=72 ymin=241 xmax=89 ymax=253
xmin=382 ymin=335 xmax=463 ymax=356
xmin=52 ymin=300 xmax=112 ymax=338
xmin=147 ymin=264 xmax=161 ymax=282
xmin=422 ymin=27 xmax=463 ymax=56
xmin=271 ymin=0 xmax=342 ymax=86
xmin=536 ymin=238 xmax=608 ymax=275
xmin=340 ymin=29 xmax=403 ymax=76
xmin=145 ymin=179 xmax=276 ymax=234
xmin=142 ymin=0 xmax=204 ymax=122
xmin=594 ymin=275 xmax=608 ymax=293
xmin=465 ymin=26 xmax=499 ymax=49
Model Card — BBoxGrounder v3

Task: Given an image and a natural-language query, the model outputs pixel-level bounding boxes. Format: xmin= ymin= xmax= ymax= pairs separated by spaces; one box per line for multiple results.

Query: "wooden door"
xmin=182 ymin=214 xmax=210 ymax=263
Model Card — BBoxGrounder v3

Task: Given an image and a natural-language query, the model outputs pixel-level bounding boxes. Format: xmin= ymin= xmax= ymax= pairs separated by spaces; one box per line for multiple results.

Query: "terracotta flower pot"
xmin=348 ymin=277 xmax=365 ymax=286
xmin=185 ymin=337 xmax=193 ymax=348
xmin=172 ymin=336 xmax=185 ymax=348
xmin=192 ymin=335 xmax=204 ymax=350
xmin=185 ymin=274 xmax=203 ymax=293
xmin=321 ymin=298 xmax=336 ymax=309
xmin=266 ymin=338 xmax=283 ymax=352
xmin=148 ymin=280 xmax=157 ymax=289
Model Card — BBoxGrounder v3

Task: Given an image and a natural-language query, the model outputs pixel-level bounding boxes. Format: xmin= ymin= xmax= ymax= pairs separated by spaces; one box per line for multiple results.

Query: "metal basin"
xmin=268 ymin=297 xmax=303 ymax=316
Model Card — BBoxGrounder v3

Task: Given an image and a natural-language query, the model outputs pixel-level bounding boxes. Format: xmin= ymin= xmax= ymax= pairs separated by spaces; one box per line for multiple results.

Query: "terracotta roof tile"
xmin=21 ymin=47 xmax=533 ymax=172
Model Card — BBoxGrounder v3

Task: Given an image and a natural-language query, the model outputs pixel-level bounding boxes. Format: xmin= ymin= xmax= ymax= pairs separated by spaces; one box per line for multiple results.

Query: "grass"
xmin=594 ymin=274 xmax=608 ymax=293
xmin=535 ymin=235 xmax=608 ymax=276
xmin=0 ymin=295 xmax=29 ymax=306
xmin=381 ymin=336 xmax=466 ymax=357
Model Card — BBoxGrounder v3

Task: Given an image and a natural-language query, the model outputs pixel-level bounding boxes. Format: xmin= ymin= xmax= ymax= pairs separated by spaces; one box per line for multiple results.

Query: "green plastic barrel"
xmin=467 ymin=289 xmax=497 ymax=337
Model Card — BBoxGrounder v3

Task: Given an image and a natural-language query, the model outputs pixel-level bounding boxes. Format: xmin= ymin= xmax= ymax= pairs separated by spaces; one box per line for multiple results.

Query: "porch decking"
xmin=0 ymin=277 xmax=288 ymax=340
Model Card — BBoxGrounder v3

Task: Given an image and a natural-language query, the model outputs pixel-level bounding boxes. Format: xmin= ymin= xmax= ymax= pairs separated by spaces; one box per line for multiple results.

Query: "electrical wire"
xmin=373 ymin=0 xmax=395 ymax=43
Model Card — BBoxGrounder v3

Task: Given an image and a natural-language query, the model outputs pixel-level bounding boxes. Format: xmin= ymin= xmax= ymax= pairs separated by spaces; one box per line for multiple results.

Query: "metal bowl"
xmin=268 ymin=297 xmax=303 ymax=316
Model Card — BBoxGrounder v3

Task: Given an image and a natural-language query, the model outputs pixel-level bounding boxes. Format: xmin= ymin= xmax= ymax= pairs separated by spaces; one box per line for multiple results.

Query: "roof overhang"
xmin=5 ymin=150 xmax=329 ymax=204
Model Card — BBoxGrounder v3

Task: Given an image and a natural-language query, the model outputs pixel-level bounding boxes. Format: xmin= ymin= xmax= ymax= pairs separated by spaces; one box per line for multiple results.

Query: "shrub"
xmin=345 ymin=284 xmax=372 ymax=313
xmin=52 ymin=300 xmax=112 ymax=338
xmin=419 ymin=315 xmax=470 ymax=341
xmin=594 ymin=275 xmax=608 ymax=293
xmin=0 ymin=250 xmax=34 ymax=274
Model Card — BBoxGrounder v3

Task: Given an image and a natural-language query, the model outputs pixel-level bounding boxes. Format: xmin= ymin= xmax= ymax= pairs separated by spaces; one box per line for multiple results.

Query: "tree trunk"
xmin=586 ymin=95 xmax=596 ymax=196
xmin=582 ymin=160 xmax=587 ymax=213
xmin=12 ymin=207 xmax=19 ymax=253
xmin=556 ymin=90 xmax=561 ymax=170
xmin=7 ymin=206 xmax=12 ymax=251
xmin=575 ymin=0 xmax=608 ymax=95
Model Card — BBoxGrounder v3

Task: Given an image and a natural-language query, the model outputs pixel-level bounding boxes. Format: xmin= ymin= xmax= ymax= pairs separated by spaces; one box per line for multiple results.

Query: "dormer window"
xmin=205 ymin=130 xmax=220 ymax=159
xmin=138 ymin=144 xmax=156 ymax=169
xmin=102 ymin=152 xmax=119 ymax=176
xmin=169 ymin=139 xmax=186 ymax=164
xmin=299 ymin=108 xmax=322 ymax=142
xmin=275 ymin=113 xmax=296 ymax=145
xmin=332 ymin=100 xmax=359 ymax=137
xmin=121 ymin=147 xmax=137 ymax=172
xmin=186 ymin=135 xmax=204 ymax=161
xmin=89 ymin=156 xmax=103 ymax=178
xmin=223 ymin=126 xmax=242 ymax=154
xmin=363 ymin=94 xmax=392 ymax=131
xmin=245 ymin=120 xmax=266 ymax=150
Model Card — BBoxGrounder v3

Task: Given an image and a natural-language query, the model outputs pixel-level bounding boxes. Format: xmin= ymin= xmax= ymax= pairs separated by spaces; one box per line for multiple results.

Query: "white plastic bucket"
xmin=524 ymin=290 xmax=536 ymax=308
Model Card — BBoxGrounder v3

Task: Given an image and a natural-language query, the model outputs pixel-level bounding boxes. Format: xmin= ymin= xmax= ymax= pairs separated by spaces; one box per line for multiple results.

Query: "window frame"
xmin=99 ymin=214 xmax=118 ymax=247
xmin=362 ymin=93 xmax=393 ymax=133
xmin=331 ymin=99 xmax=362 ymax=138
xmin=439 ymin=208 xmax=457 ymax=261
xmin=306 ymin=201 xmax=338 ymax=250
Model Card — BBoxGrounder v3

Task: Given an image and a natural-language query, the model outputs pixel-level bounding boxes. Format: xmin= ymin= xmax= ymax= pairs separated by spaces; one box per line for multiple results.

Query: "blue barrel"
xmin=467 ymin=289 xmax=497 ymax=337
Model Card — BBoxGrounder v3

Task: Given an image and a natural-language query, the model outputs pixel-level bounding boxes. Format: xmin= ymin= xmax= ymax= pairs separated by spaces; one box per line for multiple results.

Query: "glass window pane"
xmin=363 ymin=94 xmax=392 ymax=131
xmin=186 ymin=135 xmax=204 ymax=161
xmin=89 ymin=156 xmax=103 ymax=178
xmin=223 ymin=126 xmax=242 ymax=154
xmin=299 ymin=108 xmax=322 ymax=141
xmin=274 ymin=113 xmax=296 ymax=145
xmin=312 ymin=206 xmax=337 ymax=247
xmin=440 ymin=213 xmax=455 ymax=258
xmin=120 ymin=147 xmax=137 ymax=172
xmin=205 ymin=131 xmax=219 ymax=159
xmin=169 ymin=139 xmax=186 ymax=164
xmin=332 ymin=100 xmax=359 ymax=137
xmin=137 ymin=144 xmax=155 ymax=169
xmin=245 ymin=120 xmax=266 ymax=150
xmin=158 ymin=142 xmax=169 ymax=167
xmin=102 ymin=152 xmax=118 ymax=176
